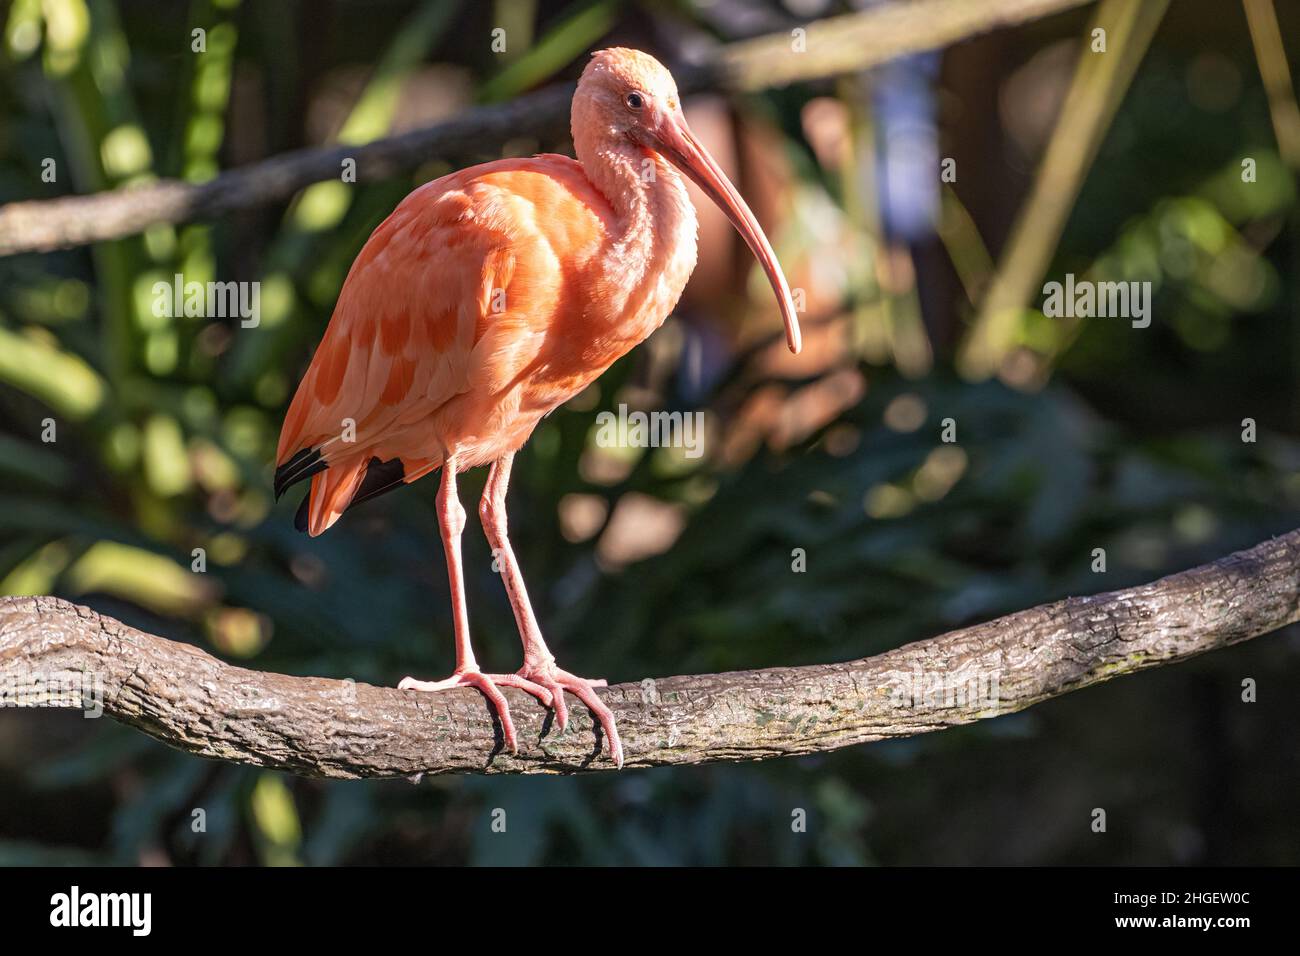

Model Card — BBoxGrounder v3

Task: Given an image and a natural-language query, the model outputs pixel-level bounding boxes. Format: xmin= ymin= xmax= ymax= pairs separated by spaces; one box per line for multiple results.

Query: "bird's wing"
xmin=274 ymin=158 xmax=607 ymax=531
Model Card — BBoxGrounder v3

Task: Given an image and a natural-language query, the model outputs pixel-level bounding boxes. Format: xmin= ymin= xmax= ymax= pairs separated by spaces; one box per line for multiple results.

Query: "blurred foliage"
xmin=0 ymin=0 xmax=1297 ymax=865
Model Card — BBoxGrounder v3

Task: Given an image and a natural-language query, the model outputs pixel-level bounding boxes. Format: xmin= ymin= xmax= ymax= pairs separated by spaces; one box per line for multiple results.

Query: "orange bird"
xmin=274 ymin=48 xmax=801 ymax=767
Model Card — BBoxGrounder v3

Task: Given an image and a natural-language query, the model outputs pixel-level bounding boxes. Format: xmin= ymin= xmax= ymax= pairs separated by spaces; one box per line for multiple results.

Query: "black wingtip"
xmin=275 ymin=447 xmax=326 ymax=500
xmin=347 ymin=456 xmax=406 ymax=510
xmin=282 ymin=453 xmax=407 ymax=534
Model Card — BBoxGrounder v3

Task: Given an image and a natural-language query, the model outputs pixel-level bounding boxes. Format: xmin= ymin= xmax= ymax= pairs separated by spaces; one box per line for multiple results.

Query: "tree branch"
xmin=0 ymin=0 xmax=1095 ymax=257
xmin=1 ymin=528 xmax=1296 ymax=777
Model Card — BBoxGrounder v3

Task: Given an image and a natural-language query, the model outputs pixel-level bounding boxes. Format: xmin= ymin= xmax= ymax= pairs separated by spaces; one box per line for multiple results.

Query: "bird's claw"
xmin=516 ymin=664 xmax=623 ymax=768
xmin=396 ymin=665 xmax=621 ymax=767
xmin=397 ymin=669 xmax=553 ymax=754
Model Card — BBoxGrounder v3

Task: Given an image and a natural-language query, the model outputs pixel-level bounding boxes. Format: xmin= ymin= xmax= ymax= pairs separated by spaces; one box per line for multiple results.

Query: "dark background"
xmin=0 ymin=0 xmax=1297 ymax=865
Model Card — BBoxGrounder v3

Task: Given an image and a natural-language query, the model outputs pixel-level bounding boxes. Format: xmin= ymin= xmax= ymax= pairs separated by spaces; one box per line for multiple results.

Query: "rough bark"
xmin=0 ymin=0 xmax=1095 ymax=256
xmin=1 ymin=528 xmax=1295 ymax=778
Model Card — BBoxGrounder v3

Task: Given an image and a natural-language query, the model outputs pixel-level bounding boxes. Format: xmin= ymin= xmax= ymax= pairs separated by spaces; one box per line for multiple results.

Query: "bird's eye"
xmin=625 ymin=91 xmax=645 ymax=110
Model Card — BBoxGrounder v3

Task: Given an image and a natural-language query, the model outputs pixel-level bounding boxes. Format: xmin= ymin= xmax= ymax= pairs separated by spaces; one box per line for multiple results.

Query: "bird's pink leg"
xmin=398 ymin=454 xmax=553 ymax=755
xmin=480 ymin=453 xmax=623 ymax=767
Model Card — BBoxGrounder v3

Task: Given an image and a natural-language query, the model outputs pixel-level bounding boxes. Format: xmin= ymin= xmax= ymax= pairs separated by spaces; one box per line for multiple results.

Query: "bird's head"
xmin=576 ymin=48 xmax=802 ymax=354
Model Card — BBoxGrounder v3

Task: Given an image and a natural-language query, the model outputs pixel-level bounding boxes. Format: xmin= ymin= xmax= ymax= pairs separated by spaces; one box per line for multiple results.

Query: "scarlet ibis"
xmin=274 ymin=48 xmax=802 ymax=767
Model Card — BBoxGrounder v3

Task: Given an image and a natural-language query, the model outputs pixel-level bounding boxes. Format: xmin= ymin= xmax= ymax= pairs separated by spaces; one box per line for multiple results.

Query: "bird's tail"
xmin=302 ymin=459 xmax=368 ymax=537
xmin=277 ymin=449 xmax=441 ymax=536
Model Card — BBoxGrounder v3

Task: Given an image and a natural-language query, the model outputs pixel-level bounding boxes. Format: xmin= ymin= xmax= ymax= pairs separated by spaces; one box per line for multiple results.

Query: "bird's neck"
xmin=578 ymin=138 xmax=698 ymax=340
xmin=582 ymin=138 xmax=691 ymax=235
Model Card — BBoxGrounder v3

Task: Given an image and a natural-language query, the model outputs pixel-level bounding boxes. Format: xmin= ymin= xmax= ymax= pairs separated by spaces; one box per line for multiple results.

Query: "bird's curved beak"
xmin=647 ymin=110 xmax=803 ymax=354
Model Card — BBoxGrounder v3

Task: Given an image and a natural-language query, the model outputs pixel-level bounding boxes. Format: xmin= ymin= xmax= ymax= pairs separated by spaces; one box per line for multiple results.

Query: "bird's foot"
xmin=515 ymin=663 xmax=622 ymax=768
xmin=398 ymin=670 xmax=553 ymax=755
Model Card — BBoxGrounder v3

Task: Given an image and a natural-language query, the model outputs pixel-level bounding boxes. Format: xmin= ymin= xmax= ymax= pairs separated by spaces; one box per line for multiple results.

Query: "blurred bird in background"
xmin=274 ymin=48 xmax=802 ymax=767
